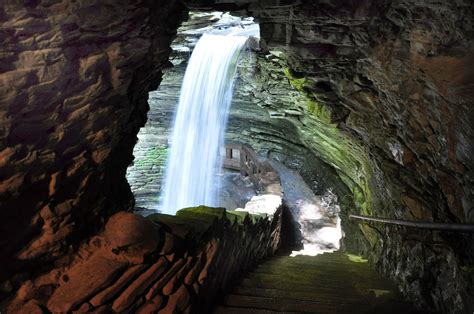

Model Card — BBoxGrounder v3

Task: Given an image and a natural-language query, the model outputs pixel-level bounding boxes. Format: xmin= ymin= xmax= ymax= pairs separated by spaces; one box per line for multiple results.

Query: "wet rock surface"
xmin=128 ymin=5 xmax=473 ymax=311
xmin=269 ymin=160 xmax=341 ymax=255
xmin=172 ymin=2 xmax=474 ymax=311
xmin=126 ymin=12 xmax=260 ymax=213
xmin=215 ymin=1 xmax=474 ymax=311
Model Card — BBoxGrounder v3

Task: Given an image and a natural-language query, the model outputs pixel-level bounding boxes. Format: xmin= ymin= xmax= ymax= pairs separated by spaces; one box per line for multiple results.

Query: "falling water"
xmin=159 ymin=34 xmax=249 ymax=215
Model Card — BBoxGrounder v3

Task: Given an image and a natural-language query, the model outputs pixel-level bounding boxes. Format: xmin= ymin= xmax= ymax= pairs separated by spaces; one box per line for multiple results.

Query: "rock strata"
xmin=0 ymin=0 xmax=187 ymax=289
xmin=1 ymin=0 xmax=473 ymax=312
xmin=182 ymin=1 xmax=474 ymax=311
xmin=4 ymin=205 xmax=282 ymax=313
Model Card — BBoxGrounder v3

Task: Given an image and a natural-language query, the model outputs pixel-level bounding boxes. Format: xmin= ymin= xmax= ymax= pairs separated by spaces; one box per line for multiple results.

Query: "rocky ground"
xmin=269 ymin=160 xmax=342 ymax=256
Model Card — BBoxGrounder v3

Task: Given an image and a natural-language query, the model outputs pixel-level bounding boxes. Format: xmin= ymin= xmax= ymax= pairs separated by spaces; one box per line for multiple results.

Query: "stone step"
xmin=221 ymin=294 xmax=340 ymax=313
xmin=231 ymin=286 xmax=379 ymax=304
xmin=215 ymin=252 xmax=424 ymax=314
xmin=247 ymin=270 xmax=394 ymax=289
xmin=238 ymin=278 xmax=392 ymax=296
xmin=218 ymin=294 xmax=423 ymax=314
xmin=214 ymin=305 xmax=298 ymax=314
xmin=258 ymin=260 xmax=368 ymax=271
xmin=253 ymin=261 xmax=374 ymax=273
xmin=263 ymin=254 xmax=367 ymax=266
xmin=256 ymin=257 xmax=372 ymax=267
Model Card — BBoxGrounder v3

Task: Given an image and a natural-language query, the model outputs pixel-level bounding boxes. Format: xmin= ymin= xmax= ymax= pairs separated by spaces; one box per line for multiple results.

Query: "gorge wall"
xmin=183 ymin=2 xmax=474 ymax=310
xmin=240 ymin=1 xmax=474 ymax=311
xmin=0 ymin=0 xmax=187 ymax=289
xmin=1 ymin=0 xmax=474 ymax=312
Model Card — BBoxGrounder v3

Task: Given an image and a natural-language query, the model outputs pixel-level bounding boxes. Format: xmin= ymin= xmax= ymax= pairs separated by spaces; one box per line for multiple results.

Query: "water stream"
xmin=159 ymin=34 xmax=249 ymax=215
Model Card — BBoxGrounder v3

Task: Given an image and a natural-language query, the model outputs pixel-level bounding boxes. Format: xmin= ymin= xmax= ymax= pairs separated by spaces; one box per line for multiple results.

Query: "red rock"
xmin=198 ymin=240 xmax=219 ymax=284
xmin=160 ymin=232 xmax=176 ymax=255
xmin=185 ymin=257 xmax=203 ymax=285
xmin=89 ymin=264 xmax=147 ymax=307
xmin=163 ymin=257 xmax=194 ymax=295
xmin=103 ymin=212 xmax=160 ymax=264
xmin=112 ymin=257 xmax=169 ymax=312
xmin=165 ymin=253 xmax=176 ymax=263
xmin=145 ymin=258 xmax=186 ymax=301
xmin=18 ymin=300 xmax=44 ymax=314
xmin=0 ymin=1 xmax=187 ymax=285
xmin=160 ymin=285 xmax=191 ymax=313
xmin=47 ymin=255 xmax=126 ymax=312
xmin=76 ymin=302 xmax=92 ymax=312
xmin=15 ymin=280 xmax=35 ymax=300
xmin=136 ymin=295 xmax=165 ymax=314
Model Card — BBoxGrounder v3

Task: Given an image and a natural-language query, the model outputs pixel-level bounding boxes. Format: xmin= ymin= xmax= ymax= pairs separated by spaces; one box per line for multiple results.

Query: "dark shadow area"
xmin=277 ymin=202 xmax=303 ymax=255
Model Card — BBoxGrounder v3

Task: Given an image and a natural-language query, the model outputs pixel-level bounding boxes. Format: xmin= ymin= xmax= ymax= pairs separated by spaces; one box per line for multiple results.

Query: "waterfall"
xmin=159 ymin=34 xmax=249 ymax=215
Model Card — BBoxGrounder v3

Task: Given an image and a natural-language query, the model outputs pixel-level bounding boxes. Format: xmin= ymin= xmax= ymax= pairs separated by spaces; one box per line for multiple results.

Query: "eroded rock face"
xmin=4 ymin=206 xmax=282 ymax=313
xmin=0 ymin=0 xmax=187 ymax=284
xmin=188 ymin=0 xmax=474 ymax=311
xmin=1 ymin=0 xmax=474 ymax=312
xmin=256 ymin=1 xmax=474 ymax=311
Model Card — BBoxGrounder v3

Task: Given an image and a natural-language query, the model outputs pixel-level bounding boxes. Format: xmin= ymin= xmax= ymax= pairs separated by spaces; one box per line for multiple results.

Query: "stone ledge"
xmin=5 ymin=203 xmax=282 ymax=313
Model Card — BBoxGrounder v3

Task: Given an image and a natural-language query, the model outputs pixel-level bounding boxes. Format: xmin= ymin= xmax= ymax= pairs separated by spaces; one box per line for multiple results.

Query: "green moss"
xmin=306 ymin=99 xmax=332 ymax=124
xmin=300 ymin=95 xmax=373 ymax=216
xmin=147 ymin=212 xmax=201 ymax=226
xmin=284 ymin=67 xmax=335 ymax=125
xmin=284 ymin=68 xmax=306 ymax=91
xmin=177 ymin=206 xmax=226 ymax=220
xmin=176 ymin=211 xmax=218 ymax=224
xmin=298 ymin=110 xmax=374 ymax=216
xmin=146 ymin=212 xmax=215 ymax=234
xmin=346 ymin=254 xmax=368 ymax=263
xmin=226 ymin=210 xmax=249 ymax=224
xmin=250 ymin=51 xmax=383 ymax=257
xmin=175 ymin=206 xmax=229 ymax=229
xmin=369 ymin=289 xmax=392 ymax=298
xmin=134 ymin=145 xmax=169 ymax=169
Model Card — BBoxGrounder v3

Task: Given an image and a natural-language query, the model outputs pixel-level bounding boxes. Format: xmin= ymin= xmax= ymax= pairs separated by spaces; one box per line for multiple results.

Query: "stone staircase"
xmin=214 ymin=251 xmax=426 ymax=314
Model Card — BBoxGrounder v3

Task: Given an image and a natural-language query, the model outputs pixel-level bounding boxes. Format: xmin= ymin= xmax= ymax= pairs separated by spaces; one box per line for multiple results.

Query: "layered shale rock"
xmin=0 ymin=0 xmax=187 ymax=291
xmin=1 ymin=0 xmax=474 ymax=313
xmin=187 ymin=0 xmax=474 ymax=311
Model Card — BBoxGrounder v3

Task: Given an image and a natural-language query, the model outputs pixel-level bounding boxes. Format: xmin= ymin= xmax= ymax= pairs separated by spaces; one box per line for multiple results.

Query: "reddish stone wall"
xmin=4 ymin=206 xmax=282 ymax=313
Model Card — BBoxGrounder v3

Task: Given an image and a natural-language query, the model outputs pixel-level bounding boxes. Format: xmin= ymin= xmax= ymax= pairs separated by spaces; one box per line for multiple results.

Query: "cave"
xmin=1 ymin=1 xmax=473 ymax=313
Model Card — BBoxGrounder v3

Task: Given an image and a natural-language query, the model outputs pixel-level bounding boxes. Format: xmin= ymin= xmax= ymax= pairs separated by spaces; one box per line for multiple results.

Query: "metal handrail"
xmin=349 ymin=214 xmax=474 ymax=233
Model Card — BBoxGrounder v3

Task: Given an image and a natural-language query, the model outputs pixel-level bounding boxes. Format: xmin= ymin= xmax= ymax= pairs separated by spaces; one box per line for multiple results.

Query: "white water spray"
xmin=159 ymin=34 xmax=249 ymax=215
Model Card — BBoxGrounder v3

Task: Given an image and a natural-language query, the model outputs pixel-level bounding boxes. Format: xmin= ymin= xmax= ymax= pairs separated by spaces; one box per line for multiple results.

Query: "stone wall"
xmin=4 ymin=203 xmax=282 ymax=313
xmin=0 ymin=0 xmax=187 ymax=286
